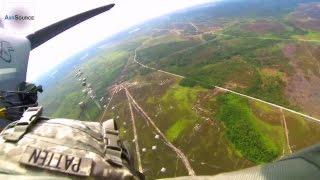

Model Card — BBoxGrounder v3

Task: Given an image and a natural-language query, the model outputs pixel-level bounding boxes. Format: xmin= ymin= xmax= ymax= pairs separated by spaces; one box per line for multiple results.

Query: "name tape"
xmin=19 ymin=146 xmax=92 ymax=176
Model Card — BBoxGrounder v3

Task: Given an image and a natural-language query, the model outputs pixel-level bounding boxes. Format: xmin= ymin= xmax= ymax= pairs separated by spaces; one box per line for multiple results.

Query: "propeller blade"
xmin=26 ymin=3 xmax=115 ymax=50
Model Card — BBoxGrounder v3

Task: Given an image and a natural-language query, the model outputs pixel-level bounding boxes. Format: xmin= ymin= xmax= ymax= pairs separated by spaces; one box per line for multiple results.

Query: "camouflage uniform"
xmin=0 ymin=107 xmax=143 ymax=179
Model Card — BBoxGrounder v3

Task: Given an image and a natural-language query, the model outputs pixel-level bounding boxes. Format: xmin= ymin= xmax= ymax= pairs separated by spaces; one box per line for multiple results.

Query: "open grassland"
xmin=139 ymin=33 xmax=185 ymax=49
xmin=137 ymin=40 xmax=200 ymax=65
xmin=222 ymin=20 xmax=308 ymax=40
xmin=160 ymin=85 xmax=205 ymax=142
xmin=293 ymin=31 xmax=320 ymax=41
xmin=285 ymin=112 xmax=320 ymax=151
xmin=81 ymin=50 xmax=128 ymax=97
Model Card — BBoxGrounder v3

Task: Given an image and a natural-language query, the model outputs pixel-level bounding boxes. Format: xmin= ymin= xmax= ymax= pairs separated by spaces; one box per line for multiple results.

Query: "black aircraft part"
xmin=26 ymin=3 xmax=115 ymax=50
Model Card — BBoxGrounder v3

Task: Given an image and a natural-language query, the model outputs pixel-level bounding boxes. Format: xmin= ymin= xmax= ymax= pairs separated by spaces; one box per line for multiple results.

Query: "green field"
xmin=160 ymin=85 xmax=204 ymax=142
xmin=216 ymin=94 xmax=282 ymax=163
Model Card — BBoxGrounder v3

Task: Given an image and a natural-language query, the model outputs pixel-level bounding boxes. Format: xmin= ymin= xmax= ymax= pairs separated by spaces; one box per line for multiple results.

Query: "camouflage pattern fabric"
xmin=0 ymin=118 xmax=141 ymax=179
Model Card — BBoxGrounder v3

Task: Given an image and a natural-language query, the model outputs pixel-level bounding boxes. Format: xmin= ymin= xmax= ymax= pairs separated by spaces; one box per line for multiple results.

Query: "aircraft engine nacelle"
xmin=0 ymin=29 xmax=31 ymax=91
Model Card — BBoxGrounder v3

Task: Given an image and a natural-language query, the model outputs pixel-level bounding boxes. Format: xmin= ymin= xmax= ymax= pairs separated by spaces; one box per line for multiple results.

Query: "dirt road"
xmin=280 ymin=108 xmax=292 ymax=154
xmin=126 ymin=92 xmax=143 ymax=172
xmin=124 ymin=86 xmax=196 ymax=176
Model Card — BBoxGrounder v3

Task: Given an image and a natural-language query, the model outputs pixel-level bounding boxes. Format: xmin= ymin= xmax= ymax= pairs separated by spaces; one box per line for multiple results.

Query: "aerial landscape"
xmin=38 ymin=0 xmax=320 ymax=178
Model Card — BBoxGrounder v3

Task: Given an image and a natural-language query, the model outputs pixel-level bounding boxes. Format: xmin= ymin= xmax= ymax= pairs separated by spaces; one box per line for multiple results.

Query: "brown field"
xmin=282 ymin=43 xmax=320 ymax=119
xmin=244 ymin=20 xmax=285 ymax=34
xmin=290 ymin=2 xmax=320 ymax=31
xmin=285 ymin=112 xmax=320 ymax=152
xmin=249 ymin=101 xmax=282 ymax=126
xmin=152 ymin=29 xmax=171 ymax=37
xmin=282 ymin=43 xmax=297 ymax=59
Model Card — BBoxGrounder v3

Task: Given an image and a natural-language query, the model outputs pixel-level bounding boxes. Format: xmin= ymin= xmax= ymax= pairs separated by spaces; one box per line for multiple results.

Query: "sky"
xmin=1 ymin=0 xmax=216 ymax=81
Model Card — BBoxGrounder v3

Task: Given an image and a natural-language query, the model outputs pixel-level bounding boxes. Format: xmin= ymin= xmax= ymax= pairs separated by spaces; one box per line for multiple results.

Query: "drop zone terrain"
xmin=39 ymin=0 xmax=320 ymax=179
